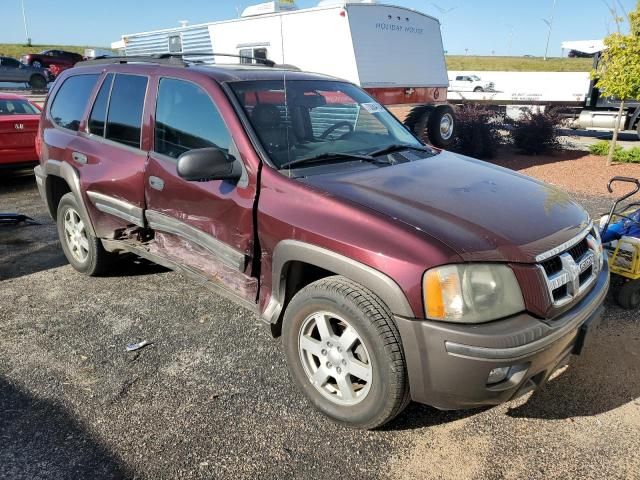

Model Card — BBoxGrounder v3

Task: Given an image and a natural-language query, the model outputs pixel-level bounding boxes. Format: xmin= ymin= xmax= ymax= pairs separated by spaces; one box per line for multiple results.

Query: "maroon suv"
xmin=34 ymin=56 xmax=609 ymax=429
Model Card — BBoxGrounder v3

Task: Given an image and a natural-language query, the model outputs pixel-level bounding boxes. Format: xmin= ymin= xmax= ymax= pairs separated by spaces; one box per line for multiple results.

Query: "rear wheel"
xmin=29 ymin=74 xmax=47 ymax=89
xmin=56 ymin=193 xmax=111 ymax=276
xmin=282 ymin=276 xmax=410 ymax=429
xmin=616 ymin=279 xmax=640 ymax=310
xmin=427 ymin=105 xmax=456 ymax=148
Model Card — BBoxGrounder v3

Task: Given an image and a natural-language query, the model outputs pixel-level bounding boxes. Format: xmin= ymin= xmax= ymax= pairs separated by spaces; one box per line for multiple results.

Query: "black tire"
xmin=636 ymin=121 xmax=640 ymax=141
xmin=403 ymin=105 xmax=433 ymax=142
xmin=282 ymin=275 xmax=410 ymax=429
xmin=473 ymin=86 xmax=484 ymax=92
xmin=29 ymin=74 xmax=47 ymax=89
xmin=56 ymin=192 xmax=111 ymax=276
xmin=616 ymin=279 xmax=640 ymax=310
xmin=427 ymin=105 xmax=456 ymax=148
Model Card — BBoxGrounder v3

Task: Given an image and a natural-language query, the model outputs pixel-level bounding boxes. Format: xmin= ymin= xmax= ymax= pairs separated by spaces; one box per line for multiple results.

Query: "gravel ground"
xmin=1 ymin=164 xmax=639 ymax=480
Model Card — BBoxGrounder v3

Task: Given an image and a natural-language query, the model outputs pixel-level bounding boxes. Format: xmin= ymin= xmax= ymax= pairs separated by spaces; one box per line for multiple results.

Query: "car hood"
xmin=300 ymin=151 xmax=591 ymax=263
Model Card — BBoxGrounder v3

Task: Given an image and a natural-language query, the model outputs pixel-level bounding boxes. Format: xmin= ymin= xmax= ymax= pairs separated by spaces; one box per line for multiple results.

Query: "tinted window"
xmin=88 ymin=73 xmax=114 ymax=137
xmin=154 ymin=78 xmax=231 ymax=159
xmin=1 ymin=57 xmax=21 ymax=68
xmin=105 ymin=74 xmax=148 ymax=149
xmin=0 ymin=99 xmax=39 ymax=115
xmin=50 ymin=74 xmax=99 ymax=131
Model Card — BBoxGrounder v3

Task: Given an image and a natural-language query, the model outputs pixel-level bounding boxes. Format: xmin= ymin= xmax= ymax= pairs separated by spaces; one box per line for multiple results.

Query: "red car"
xmin=21 ymin=50 xmax=83 ymax=77
xmin=0 ymin=93 xmax=41 ymax=168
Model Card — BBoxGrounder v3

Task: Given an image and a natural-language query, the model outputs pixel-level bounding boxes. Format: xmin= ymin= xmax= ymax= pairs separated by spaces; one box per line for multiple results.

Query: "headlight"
xmin=423 ymin=264 xmax=525 ymax=323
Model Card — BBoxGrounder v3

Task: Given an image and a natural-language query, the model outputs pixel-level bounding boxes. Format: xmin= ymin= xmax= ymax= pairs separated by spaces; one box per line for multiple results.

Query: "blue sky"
xmin=2 ymin=0 xmax=637 ymax=56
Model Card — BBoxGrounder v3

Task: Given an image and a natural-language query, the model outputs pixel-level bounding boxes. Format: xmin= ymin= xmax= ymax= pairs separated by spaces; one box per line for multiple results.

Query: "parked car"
xmin=0 ymin=56 xmax=51 ymax=89
xmin=0 ymin=93 xmax=41 ymax=168
xmin=449 ymin=74 xmax=495 ymax=92
xmin=21 ymin=49 xmax=83 ymax=76
xmin=34 ymin=57 xmax=609 ymax=429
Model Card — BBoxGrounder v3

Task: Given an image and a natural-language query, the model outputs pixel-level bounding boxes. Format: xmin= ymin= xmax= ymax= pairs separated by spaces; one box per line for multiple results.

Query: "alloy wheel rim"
xmin=298 ymin=311 xmax=373 ymax=406
xmin=63 ymin=208 xmax=89 ymax=263
xmin=440 ymin=113 xmax=454 ymax=140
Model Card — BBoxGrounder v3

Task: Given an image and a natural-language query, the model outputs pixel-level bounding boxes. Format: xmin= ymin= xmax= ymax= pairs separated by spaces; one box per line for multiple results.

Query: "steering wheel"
xmin=320 ymin=121 xmax=354 ymax=139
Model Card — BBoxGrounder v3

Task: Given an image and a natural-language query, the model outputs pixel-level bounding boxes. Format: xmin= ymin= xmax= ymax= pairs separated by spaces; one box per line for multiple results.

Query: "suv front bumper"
xmin=395 ymin=268 xmax=609 ymax=410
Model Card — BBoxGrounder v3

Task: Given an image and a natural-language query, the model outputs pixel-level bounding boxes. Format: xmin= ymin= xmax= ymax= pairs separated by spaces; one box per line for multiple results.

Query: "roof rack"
xmin=77 ymin=52 xmax=276 ymax=68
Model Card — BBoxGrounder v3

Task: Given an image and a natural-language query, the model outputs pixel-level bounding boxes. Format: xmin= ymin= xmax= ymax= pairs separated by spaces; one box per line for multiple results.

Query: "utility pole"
xmin=21 ymin=0 xmax=31 ymax=46
xmin=543 ymin=0 xmax=557 ymax=60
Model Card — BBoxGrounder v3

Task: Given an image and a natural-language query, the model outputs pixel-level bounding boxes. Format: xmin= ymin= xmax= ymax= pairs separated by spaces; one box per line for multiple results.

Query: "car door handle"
xmin=149 ymin=176 xmax=165 ymax=191
xmin=71 ymin=152 xmax=88 ymax=165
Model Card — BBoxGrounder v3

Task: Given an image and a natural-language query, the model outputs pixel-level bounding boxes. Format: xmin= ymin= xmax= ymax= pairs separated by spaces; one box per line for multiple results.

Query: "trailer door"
xmin=346 ymin=5 xmax=448 ymax=89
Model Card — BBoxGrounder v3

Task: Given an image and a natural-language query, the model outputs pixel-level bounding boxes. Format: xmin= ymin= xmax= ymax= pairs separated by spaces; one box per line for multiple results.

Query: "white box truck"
xmin=117 ymin=0 xmax=456 ymax=146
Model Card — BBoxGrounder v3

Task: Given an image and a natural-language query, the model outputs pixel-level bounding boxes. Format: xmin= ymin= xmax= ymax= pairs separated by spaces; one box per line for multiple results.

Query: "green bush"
xmin=589 ymin=141 xmax=640 ymax=163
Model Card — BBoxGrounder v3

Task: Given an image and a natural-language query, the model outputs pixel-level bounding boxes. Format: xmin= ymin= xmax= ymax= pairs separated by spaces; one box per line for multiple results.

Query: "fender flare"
xmin=261 ymin=239 xmax=415 ymax=324
xmin=38 ymin=160 xmax=96 ymax=236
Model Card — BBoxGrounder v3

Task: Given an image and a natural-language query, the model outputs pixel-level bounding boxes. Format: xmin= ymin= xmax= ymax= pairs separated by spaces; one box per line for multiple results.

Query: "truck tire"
xmin=403 ymin=105 xmax=433 ymax=143
xmin=56 ymin=192 xmax=111 ymax=276
xmin=427 ymin=105 xmax=456 ymax=148
xmin=616 ymin=279 xmax=640 ymax=310
xmin=282 ymin=275 xmax=410 ymax=429
xmin=29 ymin=74 xmax=47 ymax=89
xmin=473 ymin=86 xmax=484 ymax=92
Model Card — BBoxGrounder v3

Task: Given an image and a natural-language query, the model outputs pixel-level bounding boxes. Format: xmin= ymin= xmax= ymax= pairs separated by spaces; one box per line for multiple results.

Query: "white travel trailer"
xmin=116 ymin=0 xmax=456 ymax=146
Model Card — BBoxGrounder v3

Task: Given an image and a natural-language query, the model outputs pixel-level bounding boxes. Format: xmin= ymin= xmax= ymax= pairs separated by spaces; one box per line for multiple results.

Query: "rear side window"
xmin=154 ymin=78 xmax=231 ymax=159
xmin=49 ymin=74 xmax=99 ymax=131
xmin=88 ymin=73 xmax=114 ymax=137
xmin=105 ymin=74 xmax=148 ymax=149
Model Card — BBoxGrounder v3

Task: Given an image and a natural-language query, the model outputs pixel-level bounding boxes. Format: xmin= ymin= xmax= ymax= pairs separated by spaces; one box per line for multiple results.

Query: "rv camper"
xmin=115 ymin=0 xmax=456 ymax=146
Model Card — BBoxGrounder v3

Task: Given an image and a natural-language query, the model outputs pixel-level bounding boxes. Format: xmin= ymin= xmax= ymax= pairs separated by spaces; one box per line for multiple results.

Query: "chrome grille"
xmin=537 ymin=225 xmax=603 ymax=308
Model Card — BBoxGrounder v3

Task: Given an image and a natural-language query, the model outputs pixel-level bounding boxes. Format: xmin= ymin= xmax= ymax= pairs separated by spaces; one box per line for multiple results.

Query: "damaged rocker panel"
xmin=145 ymin=210 xmax=247 ymax=272
xmin=86 ymin=191 xmax=145 ymax=227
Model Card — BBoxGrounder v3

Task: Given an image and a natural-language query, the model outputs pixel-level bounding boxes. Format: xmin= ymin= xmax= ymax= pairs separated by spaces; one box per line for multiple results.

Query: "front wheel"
xmin=29 ymin=74 xmax=47 ymax=89
xmin=282 ymin=276 xmax=410 ymax=429
xmin=473 ymin=86 xmax=484 ymax=92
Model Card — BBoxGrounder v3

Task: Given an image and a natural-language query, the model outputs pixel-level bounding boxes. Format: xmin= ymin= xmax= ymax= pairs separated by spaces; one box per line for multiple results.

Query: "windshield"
xmin=230 ymin=80 xmax=422 ymax=169
xmin=0 ymin=99 xmax=39 ymax=115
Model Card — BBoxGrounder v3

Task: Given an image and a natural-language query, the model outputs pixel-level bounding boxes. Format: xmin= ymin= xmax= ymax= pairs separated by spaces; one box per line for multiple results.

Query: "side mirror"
xmin=177 ymin=148 xmax=242 ymax=182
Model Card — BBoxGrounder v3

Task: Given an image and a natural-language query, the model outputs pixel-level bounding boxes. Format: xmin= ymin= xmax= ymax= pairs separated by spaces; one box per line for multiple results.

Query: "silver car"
xmin=0 ymin=56 xmax=51 ymax=89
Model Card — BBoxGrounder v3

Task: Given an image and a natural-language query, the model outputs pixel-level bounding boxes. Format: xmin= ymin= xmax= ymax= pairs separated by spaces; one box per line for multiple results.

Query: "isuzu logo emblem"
xmin=14 ymin=123 xmax=24 ymax=130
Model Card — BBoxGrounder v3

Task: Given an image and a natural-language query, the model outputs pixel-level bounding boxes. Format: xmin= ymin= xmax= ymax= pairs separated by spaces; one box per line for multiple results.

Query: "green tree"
xmin=592 ymin=2 xmax=640 ymax=166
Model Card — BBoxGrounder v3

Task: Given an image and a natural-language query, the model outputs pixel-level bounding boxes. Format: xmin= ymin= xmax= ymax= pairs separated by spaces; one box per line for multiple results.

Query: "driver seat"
xmin=251 ymin=104 xmax=296 ymax=153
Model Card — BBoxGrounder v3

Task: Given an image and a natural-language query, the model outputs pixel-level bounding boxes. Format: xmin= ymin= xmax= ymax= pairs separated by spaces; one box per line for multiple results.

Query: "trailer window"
xmin=239 ymin=47 xmax=268 ymax=65
xmin=168 ymin=35 xmax=182 ymax=53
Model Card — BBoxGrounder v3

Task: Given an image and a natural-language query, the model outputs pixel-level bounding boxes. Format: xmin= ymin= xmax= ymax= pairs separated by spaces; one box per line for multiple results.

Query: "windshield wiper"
xmin=368 ymin=144 xmax=436 ymax=157
xmin=280 ymin=152 xmax=387 ymax=169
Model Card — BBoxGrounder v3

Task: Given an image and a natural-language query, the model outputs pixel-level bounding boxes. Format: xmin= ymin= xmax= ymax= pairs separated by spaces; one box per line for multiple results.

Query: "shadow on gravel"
xmin=0 ymin=238 xmax=67 ymax=281
xmin=507 ymin=315 xmax=640 ymax=420
xmin=0 ymin=377 xmax=132 ymax=479
xmin=381 ymin=402 xmax=485 ymax=431
xmin=99 ymin=256 xmax=170 ymax=278
xmin=0 ymin=168 xmax=37 ymax=193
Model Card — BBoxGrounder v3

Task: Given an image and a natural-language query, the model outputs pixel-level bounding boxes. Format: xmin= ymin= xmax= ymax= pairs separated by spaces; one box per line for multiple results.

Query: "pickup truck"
xmin=448 ymin=74 xmax=495 ymax=93
xmin=34 ymin=56 xmax=609 ymax=429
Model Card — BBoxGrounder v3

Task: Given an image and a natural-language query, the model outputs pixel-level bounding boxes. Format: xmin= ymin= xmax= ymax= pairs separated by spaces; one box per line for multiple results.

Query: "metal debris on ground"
xmin=125 ymin=340 xmax=152 ymax=352
xmin=0 ymin=213 xmax=40 ymax=225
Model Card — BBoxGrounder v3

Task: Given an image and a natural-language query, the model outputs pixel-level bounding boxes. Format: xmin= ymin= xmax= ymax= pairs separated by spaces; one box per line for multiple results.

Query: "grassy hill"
xmin=0 ymin=44 xmax=593 ymax=72
xmin=446 ymin=55 xmax=593 ymax=72
xmin=0 ymin=44 xmax=107 ymax=59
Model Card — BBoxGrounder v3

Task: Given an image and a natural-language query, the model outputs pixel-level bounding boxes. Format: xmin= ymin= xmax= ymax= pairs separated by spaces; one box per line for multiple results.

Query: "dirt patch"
xmin=492 ymin=149 xmax=640 ymax=199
